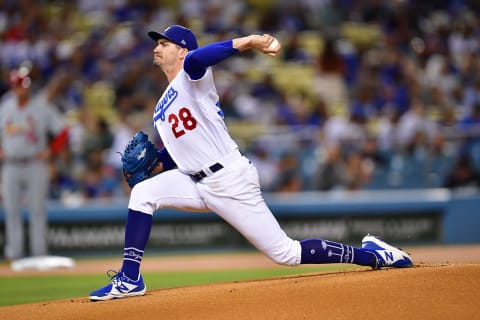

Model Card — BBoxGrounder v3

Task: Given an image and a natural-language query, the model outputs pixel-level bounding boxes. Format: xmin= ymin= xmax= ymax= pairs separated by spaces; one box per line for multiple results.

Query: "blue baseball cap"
xmin=148 ymin=25 xmax=198 ymax=51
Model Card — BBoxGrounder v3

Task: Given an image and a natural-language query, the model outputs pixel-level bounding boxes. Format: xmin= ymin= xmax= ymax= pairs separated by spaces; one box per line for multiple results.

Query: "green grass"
xmin=0 ymin=265 xmax=359 ymax=307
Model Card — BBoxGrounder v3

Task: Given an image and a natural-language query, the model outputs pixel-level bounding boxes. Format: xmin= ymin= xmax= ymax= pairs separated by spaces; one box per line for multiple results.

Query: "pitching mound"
xmin=1 ymin=263 xmax=479 ymax=319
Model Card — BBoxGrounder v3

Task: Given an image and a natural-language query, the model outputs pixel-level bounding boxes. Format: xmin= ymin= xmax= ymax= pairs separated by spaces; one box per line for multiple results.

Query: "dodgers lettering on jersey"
xmin=153 ymin=87 xmax=178 ymax=122
xmin=153 ymin=67 xmax=238 ymax=174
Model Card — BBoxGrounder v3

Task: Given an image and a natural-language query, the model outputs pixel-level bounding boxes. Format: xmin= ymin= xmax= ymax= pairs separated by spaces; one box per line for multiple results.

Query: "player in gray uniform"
xmin=0 ymin=66 xmax=68 ymax=262
xmin=90 ymin=25 xmax=413 ymax=301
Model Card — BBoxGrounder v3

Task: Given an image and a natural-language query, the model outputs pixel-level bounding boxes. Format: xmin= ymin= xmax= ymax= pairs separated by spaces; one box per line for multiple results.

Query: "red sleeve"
xmin=49 ymin=127 xmax=69 ymax=155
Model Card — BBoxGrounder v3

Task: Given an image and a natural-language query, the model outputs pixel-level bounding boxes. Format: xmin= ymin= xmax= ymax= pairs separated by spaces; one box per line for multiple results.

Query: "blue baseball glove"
xmin=121 ymin=131 xmax=160 ymax=188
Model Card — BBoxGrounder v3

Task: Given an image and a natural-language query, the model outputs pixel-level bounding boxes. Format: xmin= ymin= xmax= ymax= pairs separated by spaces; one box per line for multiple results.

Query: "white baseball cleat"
xmin=362 ymin=234 xmax=413 ymax=269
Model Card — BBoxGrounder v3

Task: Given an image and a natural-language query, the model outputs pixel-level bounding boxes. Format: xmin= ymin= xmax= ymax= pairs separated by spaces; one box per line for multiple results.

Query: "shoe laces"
xmin=107 ymin=269 xmax=127 ymax=287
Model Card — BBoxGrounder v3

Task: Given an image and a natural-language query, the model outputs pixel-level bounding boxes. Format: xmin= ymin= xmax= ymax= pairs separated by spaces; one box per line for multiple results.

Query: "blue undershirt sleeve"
xmin=158 ymin=148 xmax=177 ymax=171
xmin=184 ymin=40 xmax=239 ymax=80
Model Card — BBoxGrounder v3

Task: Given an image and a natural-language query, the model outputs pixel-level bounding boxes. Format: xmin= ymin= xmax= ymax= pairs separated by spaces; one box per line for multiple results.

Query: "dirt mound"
xmin=1 ymin=263 xmax=479 ymax=320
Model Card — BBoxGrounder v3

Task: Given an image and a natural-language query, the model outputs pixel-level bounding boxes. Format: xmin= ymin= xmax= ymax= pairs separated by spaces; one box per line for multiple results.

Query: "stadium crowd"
xmin=1 ymin=0 xmax=480 ymax=205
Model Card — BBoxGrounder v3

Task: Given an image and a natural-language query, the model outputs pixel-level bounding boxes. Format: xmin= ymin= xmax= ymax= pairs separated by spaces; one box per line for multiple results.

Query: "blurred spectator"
xmin=313 ymin=35 xmax=349 ymax=114
xmin=49 ymin=145 xmax=78 ymax=199
xmin=448 ymin=15 xmax=479 ymax=68
xmin=376 ymin=106 xmax=402 ymax=154
xmin=80 ymin=111 xmax=113 ymax=160
xmin=281 ymin=32 xmax=311 ymax=63
xmin=275 ymin=90 xmax=318 ymax=127
xmin=361 ymin=135 xmax=389 ymax=169
xmin=0 ymin=0 xmax=478 ymax=198
xmin=251 ymin=73 xmax=282 ymax=104
xmin=271 ymin=152 xmax=303 ymax=192
xmin=342 ymin=149 xmax=373 ymax=191
xmin=456 ymin=103 xmax=480 ymax=154
xmin=396 ymin=97 xmax=438 ymax=154
xmin=316 ymin=36 xmax=346 ymax=77
xmin=229 ymin=70 xmax=264 ymax=121
xmin=105 ymin=110 xmax=151 ymax=195
xmin=463 ymin=78 xmax=480 ymax=119
xmin=247 ymin=142 xmax=279 ymax=192
xmin=81 ymin=147 xmax=118 ymax=199
xmin=322 ymin=105 xmax=369 ymax=152
xmin=313 ymin=145 xmax=344 ymax=191
xmin=444 ymin=154 xmax=480 ymax=192
xmin=313 ymin=143 xmax=374 ymax=192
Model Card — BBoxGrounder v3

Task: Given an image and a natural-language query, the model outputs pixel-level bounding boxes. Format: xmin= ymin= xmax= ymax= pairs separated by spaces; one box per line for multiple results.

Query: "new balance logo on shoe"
xmin=361 ymin=234 xmax=413 ymax=269
xmin=114 ymin=281 xmax=138 ymax=294
xmin=384 ymin=251 xmax=394 ymax=262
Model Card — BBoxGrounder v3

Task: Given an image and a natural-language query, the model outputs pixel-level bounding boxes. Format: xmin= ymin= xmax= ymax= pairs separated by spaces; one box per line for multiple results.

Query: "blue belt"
xmin=189 ymin=163 xmax=224 ymax=182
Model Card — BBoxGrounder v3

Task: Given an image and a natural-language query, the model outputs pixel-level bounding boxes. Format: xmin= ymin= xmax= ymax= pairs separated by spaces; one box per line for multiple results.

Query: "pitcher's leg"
xmin=197 ymin=158 xmax=378 ymax=268
xmin=129 ymin=169 xmax=209 ymax=214
xmin=300 ymin=238 xmax=377 ymax=266
xmin=90 ymin=170 xmax=208 ymax=301
xmin=122 ymin=170 xmax=208 ymax=280
xmin=197 ymin=160 xmax=301 ymax=266
xmin=121 ymin=209 xmax=152 ymax=280
xmin=205 ymin=190 xmax=377 ymax=267
xmin=226 ymin=199 xmax=302 ymax=266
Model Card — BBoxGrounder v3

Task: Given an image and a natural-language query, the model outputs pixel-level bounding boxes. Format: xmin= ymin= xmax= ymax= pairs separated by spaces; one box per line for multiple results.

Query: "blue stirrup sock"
xmin=121 ymin=209 xmax=152 ymax=280
xmin=300 ymin=238 xmax=376 ymax=267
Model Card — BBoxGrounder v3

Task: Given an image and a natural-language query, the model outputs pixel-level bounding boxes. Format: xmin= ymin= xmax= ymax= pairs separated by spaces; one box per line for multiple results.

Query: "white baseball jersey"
xmin=153 ymin=67 xmax=238 ymax=174
xmin=130 ymin=62 xmax=302 ymax=267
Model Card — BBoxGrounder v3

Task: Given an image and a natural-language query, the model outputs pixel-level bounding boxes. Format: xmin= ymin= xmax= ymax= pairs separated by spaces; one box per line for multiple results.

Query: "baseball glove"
xmin=121 ymin=131 xmax=160 ymax=188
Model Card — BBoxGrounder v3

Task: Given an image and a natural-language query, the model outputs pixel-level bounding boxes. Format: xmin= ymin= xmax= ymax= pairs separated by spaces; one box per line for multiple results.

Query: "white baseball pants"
xmin=129 ymin=151 xmax=301 ymax=266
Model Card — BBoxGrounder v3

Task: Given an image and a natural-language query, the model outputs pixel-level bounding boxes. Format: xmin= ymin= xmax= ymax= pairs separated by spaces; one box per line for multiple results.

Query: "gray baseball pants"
xmin=2 ymin=160 xmax=49 ymax=260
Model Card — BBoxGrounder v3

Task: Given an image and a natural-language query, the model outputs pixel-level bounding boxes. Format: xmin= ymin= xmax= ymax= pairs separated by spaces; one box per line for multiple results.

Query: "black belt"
xmin=189 ymin=163 xmax=224 ymax=182
xmin=4 ymin=157 xmax=37 ymax=165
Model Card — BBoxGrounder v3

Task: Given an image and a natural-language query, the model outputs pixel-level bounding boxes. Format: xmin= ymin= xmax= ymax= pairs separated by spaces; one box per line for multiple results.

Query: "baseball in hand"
xmin=268 ymin=38 xmax=280 ymax=51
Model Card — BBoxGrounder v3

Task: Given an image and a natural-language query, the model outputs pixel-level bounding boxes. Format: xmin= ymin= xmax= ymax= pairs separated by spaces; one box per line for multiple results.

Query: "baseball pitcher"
xmin=90 ymin=25 xmax=413 ymax=301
